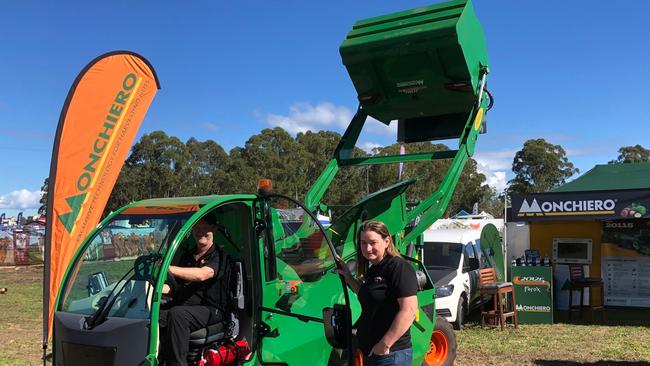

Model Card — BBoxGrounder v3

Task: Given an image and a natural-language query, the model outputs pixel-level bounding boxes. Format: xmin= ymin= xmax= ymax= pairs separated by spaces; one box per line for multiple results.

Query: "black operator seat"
xmin=189 ymin=261 xmax=245 ymax=346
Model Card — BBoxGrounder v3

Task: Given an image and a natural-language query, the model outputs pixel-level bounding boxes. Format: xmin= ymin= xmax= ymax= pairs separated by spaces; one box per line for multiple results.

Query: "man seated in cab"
xmin=158 ymin=216 xmax=231 ymax=366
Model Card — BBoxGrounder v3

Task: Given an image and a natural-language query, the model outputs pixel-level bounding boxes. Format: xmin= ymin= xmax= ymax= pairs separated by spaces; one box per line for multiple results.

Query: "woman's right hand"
xmin=335 ymin=255 xmax=352 ymax=280
xmin=335 ymin=255 xmax=361 ymax=294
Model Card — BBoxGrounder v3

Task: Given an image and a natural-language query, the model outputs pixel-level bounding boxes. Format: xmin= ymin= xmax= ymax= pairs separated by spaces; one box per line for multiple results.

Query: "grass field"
xmin=0 ymin=266 xmax=43 ymax=366
xmin=1 ymin=265 xmax=650 ymax=366
xmin=456 ymin=320 xmax=650 ymax=366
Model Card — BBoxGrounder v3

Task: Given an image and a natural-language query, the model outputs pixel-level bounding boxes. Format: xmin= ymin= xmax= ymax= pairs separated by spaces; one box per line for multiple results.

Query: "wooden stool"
xmin=567 ymin=264 xmax=605 ymax=323
xmin=479 ymin=268 xmax=518 ymax=330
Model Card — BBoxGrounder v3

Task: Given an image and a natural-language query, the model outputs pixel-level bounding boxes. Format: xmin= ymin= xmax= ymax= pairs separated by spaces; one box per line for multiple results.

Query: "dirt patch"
xmin=0 ymin=265 xmax=43 ymax=285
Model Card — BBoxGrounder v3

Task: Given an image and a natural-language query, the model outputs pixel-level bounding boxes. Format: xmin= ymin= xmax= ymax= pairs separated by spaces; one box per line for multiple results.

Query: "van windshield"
xmin=423 ymin=242 xmax=463 ymax=269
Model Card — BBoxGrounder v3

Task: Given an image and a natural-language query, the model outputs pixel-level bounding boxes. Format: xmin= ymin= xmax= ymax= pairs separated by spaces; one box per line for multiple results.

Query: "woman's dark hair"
xmin=356 ymin=220 xmax=400 ymax=277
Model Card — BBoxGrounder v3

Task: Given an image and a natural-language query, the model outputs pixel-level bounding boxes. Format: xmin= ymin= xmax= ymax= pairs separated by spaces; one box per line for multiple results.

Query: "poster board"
xmin=601 ymin=219 xmax=650 ymax=307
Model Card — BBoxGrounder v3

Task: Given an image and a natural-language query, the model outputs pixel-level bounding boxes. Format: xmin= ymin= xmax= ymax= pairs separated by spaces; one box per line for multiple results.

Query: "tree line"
xmin=38 ymin=128 xmax=649 ymax=218
xmin=102 ymin=128 xmax=502 ymax=217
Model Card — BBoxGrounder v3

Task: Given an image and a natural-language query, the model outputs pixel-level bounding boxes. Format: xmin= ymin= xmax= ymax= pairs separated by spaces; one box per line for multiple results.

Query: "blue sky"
xmin=2 ymin=1 xmax=650 ymax=217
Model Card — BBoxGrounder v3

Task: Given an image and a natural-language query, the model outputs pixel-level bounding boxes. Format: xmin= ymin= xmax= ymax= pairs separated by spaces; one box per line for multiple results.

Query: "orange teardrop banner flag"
xmin=43 ymin=51 xmax=160 ymax=344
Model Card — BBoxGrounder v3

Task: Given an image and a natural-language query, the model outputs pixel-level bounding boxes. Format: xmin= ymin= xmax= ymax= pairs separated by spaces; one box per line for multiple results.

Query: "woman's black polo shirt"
xmin=356 ymin=255 xmax=418 ymax=354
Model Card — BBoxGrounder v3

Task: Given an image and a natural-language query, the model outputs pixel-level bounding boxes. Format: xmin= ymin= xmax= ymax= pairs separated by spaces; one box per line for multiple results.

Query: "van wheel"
xmin=452 ymin=297 xmax=466 ymax=330
xmin=423 ymin=316 xmax=457 ymax=366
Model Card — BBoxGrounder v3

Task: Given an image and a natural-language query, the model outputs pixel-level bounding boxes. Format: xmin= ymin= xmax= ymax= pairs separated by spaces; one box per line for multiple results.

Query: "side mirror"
xmin=468 ymin=258 xmax=480 ymax=271
xmin=87 ymin=271 xmax=108 ymax=296
xmin=415 ymin=270 xmax=427 ymax=291
xmin=323 ymin=304 xmax=351 ymax=349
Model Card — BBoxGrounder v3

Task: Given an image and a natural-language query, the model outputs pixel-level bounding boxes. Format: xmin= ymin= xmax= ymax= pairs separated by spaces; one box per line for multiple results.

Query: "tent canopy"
xmin=553 ymin=162 xmax=650 ymax=193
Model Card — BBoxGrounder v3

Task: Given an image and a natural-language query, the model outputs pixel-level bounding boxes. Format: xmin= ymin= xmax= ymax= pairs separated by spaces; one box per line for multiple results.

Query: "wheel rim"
xmin=424 ymin=329 xmax=449 ymax=366
xmin=354 ymin=349 xmax=363 ymax=366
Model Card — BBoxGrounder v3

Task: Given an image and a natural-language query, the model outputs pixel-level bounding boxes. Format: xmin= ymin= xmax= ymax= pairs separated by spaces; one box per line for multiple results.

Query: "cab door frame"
xmin=253 ymin=193 xmax=354 ymax=365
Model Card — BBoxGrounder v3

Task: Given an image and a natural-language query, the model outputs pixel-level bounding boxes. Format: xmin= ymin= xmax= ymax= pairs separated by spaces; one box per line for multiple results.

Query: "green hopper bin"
xmin=340 ymin=0 xmax=489 ymax=142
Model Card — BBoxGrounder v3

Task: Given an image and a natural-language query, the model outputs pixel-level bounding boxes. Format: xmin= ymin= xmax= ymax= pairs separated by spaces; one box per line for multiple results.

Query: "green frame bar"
xmin=339 ymin=150 xmax=458 ymax=166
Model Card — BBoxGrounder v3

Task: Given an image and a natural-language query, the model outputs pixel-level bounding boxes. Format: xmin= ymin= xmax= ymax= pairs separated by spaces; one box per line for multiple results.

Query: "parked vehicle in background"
xmin=423 ymin=229 xmax=482 ymax=329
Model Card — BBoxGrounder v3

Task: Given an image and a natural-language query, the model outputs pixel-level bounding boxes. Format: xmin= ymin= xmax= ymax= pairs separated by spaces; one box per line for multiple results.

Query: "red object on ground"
xmin=197 ymin=340 xmax=250 ymax=366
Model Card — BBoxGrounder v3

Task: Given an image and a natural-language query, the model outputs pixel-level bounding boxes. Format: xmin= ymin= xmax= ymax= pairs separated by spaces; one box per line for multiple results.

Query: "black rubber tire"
xmin=423 ymin=316 xmax=457 ymax=366
xmin=452 ymin=296 xmax=466 ymax=330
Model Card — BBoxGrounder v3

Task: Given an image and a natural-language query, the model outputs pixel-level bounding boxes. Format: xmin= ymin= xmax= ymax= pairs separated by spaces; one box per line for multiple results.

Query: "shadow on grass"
xmin=463 ymin=304 xmax=650 ymax=327
xmin=535 ymin=361 xmax=650 ymax=366
xmin=553 ymin=308 xmax=650 ymax=327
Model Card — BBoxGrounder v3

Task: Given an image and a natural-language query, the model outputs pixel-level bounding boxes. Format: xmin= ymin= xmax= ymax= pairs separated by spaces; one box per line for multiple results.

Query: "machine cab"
xmin=53 ymin=195 xmax=353 ymax=366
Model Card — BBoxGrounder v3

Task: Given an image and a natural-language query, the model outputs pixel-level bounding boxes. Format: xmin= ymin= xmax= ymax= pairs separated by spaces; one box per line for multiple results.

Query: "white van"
xmin=422 ymin=229 xmax=482 ymax=329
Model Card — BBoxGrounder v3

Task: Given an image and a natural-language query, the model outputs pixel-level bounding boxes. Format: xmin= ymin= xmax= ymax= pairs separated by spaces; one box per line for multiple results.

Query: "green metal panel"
xmin=338 ymin=150 xmax=458 ymax=166
xmin=340 ymin=0 xmax=488 ymax=127
xmin=413 ymin=287 xmax=437 ymax=364
xmin=125 ymin=194 xmax=256 ymax=208
xmin=328 ymin=180 xmax=414 ymax=257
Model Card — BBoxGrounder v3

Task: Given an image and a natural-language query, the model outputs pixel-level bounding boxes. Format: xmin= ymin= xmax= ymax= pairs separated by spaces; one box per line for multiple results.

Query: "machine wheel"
xmin=353 ymin=349 xmax=363 ymax=366
xmin=423 ymin=316 xmax=457 ymax=366
xmin=452 ymin=296 xmax=466 ymax=330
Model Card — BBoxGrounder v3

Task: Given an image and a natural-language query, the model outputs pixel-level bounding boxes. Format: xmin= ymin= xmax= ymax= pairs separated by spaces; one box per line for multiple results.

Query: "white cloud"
xmin=0 ymin=189 xmax=42 ymax=210
xmin=359 ymin=141 xmax=381 ymax=154
xmin=266 ymin=102 xmax=353 ymax=135
xmin=474 ymin=150 xmax=516 ymax=171
xmin=365 ymin=118 xmax=397 ymax=136
xmin=484 ymin=171 xmax=508 ymax=193
xmin=264 ymin=102 xmax=399 ymax=137
xmin=474 ymin=150 xmax=516 ymax=192
xmin=201 ymin=122 xmax=219 ymax=132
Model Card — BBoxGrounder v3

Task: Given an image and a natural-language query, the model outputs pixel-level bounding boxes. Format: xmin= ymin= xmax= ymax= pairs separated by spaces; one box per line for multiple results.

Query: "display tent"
xmin=509 ymin=162 xmax=650 ymax=308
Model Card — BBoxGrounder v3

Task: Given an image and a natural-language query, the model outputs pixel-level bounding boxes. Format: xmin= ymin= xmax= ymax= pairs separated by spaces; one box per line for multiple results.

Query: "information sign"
xmin=512 ymin=266 xmax=554 ymax=324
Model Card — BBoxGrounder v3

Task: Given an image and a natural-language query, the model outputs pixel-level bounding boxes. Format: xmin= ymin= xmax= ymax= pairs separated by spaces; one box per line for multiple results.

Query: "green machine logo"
xmin=59 ymin=193 xmax=87 ymax=233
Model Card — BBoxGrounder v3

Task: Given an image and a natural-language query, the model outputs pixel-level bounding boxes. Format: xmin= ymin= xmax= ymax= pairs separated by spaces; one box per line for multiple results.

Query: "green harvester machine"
xmin=51 ymin=1 xmax=491 ymax=365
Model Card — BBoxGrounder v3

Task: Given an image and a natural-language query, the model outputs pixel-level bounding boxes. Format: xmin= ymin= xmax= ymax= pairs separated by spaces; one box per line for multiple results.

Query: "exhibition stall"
xmin=509 ymin=163 xmax=650 ymax=312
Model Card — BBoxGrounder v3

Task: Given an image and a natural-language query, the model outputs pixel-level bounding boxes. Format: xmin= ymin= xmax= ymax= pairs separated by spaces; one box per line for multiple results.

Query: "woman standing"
xmin=338 ymin=220 xmax=418 ymax=366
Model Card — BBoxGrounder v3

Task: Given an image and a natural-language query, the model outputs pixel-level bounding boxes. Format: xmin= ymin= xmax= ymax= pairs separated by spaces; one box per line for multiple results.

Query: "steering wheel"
xmin=133 ymin=253 xmax=162 ymax=282
xmin=90 ymin=285 xmax=115 ymax=310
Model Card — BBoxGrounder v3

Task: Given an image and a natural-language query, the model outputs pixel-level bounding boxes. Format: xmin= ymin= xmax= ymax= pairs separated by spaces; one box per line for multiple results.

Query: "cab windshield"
xmin=60 ymin=212 xmax=192 ymax=319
